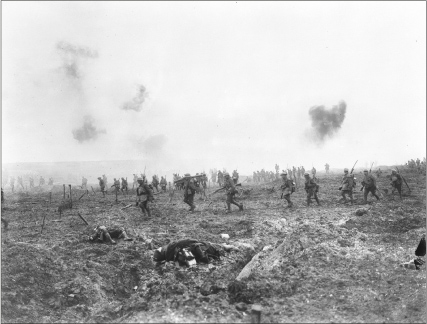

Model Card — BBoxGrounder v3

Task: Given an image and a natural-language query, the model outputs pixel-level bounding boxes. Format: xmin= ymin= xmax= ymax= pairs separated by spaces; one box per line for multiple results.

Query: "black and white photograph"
xmin=1 ymin=1 xmax=426 ymax=323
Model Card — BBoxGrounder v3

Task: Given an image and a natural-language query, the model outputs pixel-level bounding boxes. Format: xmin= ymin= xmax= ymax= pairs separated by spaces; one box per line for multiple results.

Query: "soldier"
xmin=223 ymin=172 xmax=243 ymax=213
xmin=10 ymin=176 xmax=15 ymax=193
xmin=232 ymin=170 xmax=239 ymax=182
xmin=275 ymin=164 xmax=280 ymax=174
xmin=111 ymin=178 xmax=120 ymax=193
xmin=292 ymin=166 xmax=297 ymax=179
xmin=17 ymin=176 xmax=24 ymax=190
xmin=361 ymin=169 xmax=380 ymax=204
xmin=201 ymin=173 xmax=208 ymax=189
xmin=261 ymin=169 xmax=266 ymax=182
xmin=132 ymin=174 xmax=139 ymax=189
xmin=152 ymin=175 xmax=159 ymax=192
xmin=136 ymin=177 xmax=154 ymax=217
xmin=390 ymin=169 xmax=403 ymax=199
xmin=217 ymin=171 xmax=224 ymax=187
xmin=48 ymin=177 xmax=54 ymax=186
xmin=375 ymin=168 xmax=382 ymax=178
xmin=98 ymin=177 xmax=106 ymax=197
xmin=311 ymin=167 xmax=317 ymax=180
xmin=29 ymin=177 xmax=34 ymax=189
xmin=121 ymin=177 xmax=128 ymax=194
xmin=304 ymin=172 xmax=320 ymax=206
xmin=81 ymin=176 xmax=88 ymax=189
xmin=160 ymin=176 xmax=167 ymax=192
xmin=89 ymin=225 xmax=133 ymax=245
xmin=325 ymin=163 xmax=330 ymax=175
xmin=301 ymin=166 xmax=305 ymax=177
xmin=280 ymin=172 xmax=294 ymax=208
xmin=102 ymin=174 xmax=108 ymax=187
xmin=39 ymin=176 xmax=45 ymax=187
xmin=297 ymin=167 xmax=301 ymax=179
xmin=211 ymin=171 xmax=217 ymax=186
xmin=340 ymin=168 xmax=355 ymax=205
xmin=183 ymin=174 xmax=197 ymax=212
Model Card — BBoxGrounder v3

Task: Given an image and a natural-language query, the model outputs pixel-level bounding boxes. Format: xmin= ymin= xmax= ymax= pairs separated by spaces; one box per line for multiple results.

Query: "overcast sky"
xmin=2 ymin=1 xmax=426 ymax=174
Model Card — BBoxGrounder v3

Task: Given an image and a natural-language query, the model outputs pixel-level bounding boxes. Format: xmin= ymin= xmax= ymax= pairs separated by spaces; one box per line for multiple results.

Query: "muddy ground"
xmin=1 ymin=168 xmax=426 ymax=323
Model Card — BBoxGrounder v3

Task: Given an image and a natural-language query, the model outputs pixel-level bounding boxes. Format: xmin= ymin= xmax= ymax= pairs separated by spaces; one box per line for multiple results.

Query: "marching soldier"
xmin=136 ymin=177 xmax=154 ymax=217
xmin=361 ymin=169 xmax=380 ymax=204
xmin=217 ymin=171 xmax=224 ymax=187
xmin=17 ymin=176 xmax=24 ymax=190
xmin=183 ymin=174 xmax=196 ymax=212
xmin=232 ymin=170 xmax=239 ymax=182
xmin=390 ymin=169 xmax=403 ymax=199
xmin=160 ymin=176 xmax=167 ymax=192
xmin=48 ymin=177 xmax=54 ymax=186
xmin=132 ymin=174 xmax=138 ymax=189
xmin=39 ymin=176 xmax=45 ymax=186
xmin=280 ymin=172 xmax=294 ymax=207
xmin=152 ymin=175 xmax=159 ymax=192
xmin=311 ymin=167 xmax=317 ymax=180
xmin=111 ymin=178 xmax=120 ymax=193
xmin=81 ymin=176 xmax=88 ymax=189
xmin=340 ymin=168 xmax=355 ymax=205
xmin=304 ymin=172 xmax=320 ymax=206
xmin=325 ymin=163 xmax=330 ymax=174
xmin=98 ymin=177 xmax=106 ymax=197
xmin=223 ymin=172 xmax=243 ymax=213
xmin=121 ymin=177 xmax=128 ymax=194
xmin=102 ymin=174 xmax=108 ymax=188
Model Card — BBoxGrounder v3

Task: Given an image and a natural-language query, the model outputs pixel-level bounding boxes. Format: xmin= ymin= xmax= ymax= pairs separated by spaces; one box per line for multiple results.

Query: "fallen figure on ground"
xmin=89 ymin=225 xmax=133 ymax=245
xmin=152 ymin=239 xmax=225 ymax=266
xmin=400 ymin=234 xmax=426 ymax=270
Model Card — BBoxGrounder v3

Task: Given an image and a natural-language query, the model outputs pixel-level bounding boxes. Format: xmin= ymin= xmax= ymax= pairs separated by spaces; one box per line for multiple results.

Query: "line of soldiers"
xmin=4 ymin=176 xmax=54 ymax=192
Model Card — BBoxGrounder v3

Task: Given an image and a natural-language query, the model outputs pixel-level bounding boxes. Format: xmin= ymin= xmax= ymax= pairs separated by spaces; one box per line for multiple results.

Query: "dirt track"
xmin=1 ymin=169 xmax=426 ymax=323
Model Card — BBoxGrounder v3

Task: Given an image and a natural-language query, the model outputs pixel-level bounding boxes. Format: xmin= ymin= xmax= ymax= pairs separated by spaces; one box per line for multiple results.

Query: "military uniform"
xmin=48 ymin=177 xmax=53 ymax=186
xmin=160 ymin=176 xmax=167 ymax=191
xmin=280 ymin=172 xmax=294 ymax=207
xmin=121 ymin=178 xmax=128 ymax=193
xmin=361 ymin=171 xmax=380 ymax=203
xmin=137 ymin=178 xmax=154 ymax=216
xmin=340 ymin=169 xmax=355 ymax=204
xmin=111 ymin=178 xmax=120 ymax=193
xmin=390 ymin=170 xmax=403 ymax=199
xmin=152 ymin=176 xmax=159 ymax=192
xmin=304 ymin=173 xmax=320 ymax=206
xmin=183 ymin=174 xmax=196 ymax=212
xmin=98 ymin=177 xmax=106 ymax=197
xmin=223 ymin=173 xmax=243 ymax=213
xmin=89 ymin=225 xmax=132 ymax=244
xmin=81 ymin=177 xmax=88 ymax=189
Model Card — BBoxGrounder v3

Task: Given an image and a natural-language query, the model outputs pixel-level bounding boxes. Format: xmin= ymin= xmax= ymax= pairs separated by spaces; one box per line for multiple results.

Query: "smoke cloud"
xmin=308 ymin=101 xmax=347 ymax=142
xmin=121 ymin=84 xmax=148 ymax=112
xmin=56 ymin=41 xmax=98 ymax=80
xmin=72 ymin=116 xmax=106 ymax=143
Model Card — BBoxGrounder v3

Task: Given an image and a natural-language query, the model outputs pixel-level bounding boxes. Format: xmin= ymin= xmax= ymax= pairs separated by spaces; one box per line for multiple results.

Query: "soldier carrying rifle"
xmin=280 ymin=171 xmax=295 ymax=208
xmin=361 ymin=166 xmax=380 ymax=204
xmin=211 ymin=172 xmax=243 ymax=213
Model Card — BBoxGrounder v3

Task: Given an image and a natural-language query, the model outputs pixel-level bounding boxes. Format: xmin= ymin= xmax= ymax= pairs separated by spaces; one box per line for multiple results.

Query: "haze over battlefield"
xmin=2 ymin=2 xmax=426 ymax=176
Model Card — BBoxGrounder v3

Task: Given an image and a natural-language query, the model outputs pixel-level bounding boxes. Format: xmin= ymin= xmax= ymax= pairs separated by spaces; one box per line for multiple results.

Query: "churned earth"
xmin=1 ymin=168 xmax=426 ymax=323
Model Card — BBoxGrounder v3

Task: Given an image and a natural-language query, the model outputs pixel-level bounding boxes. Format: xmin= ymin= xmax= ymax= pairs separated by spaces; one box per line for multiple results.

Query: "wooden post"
xmin=69 ymin=185 xmax=72 ymax=208
xmin=41 ymin=214 xmax=47 ymax=234
xmin=77 ymin=212 xmax=89 ymax=225
xmin=63 ymin=184 xmax=65 ymax=199
xmin=251 ymin=305 xmax=262 ymax=324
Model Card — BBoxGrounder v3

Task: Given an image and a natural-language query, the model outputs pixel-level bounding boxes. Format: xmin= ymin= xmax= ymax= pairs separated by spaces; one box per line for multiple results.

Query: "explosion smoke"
xmin=56 ymin=41 xmax=98 ymax=79
xmin=308 ymin=101 xmax=347 ymax=142
xmin=121 ymin=84 xmax=148 ymax=112
xmin=72 ymin=116 xmax=106 ymax=143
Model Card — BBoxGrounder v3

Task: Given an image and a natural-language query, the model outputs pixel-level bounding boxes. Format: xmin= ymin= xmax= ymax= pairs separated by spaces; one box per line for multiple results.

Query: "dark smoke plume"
xmin=56 ymin=41 xmax=98 ymax=79
xmin=308 ymin=101 xmax=347 ymax=142
xmin=121 ymin=85 xmax=148 ymax=112
xmin=72 ymin=116 xmax=106 ymax=143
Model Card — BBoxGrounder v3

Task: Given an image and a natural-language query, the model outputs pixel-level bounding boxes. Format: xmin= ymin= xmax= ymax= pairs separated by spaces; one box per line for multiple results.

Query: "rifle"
xmin=174 ymin=174 xmax=206 ymax=184
xmin=210 ymin=183 xmax=242 ymax=195
xmin=339 ymin=160 xmax=358 ymax=190
xmin=395 ymin=166 xmax=411 ymax=192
